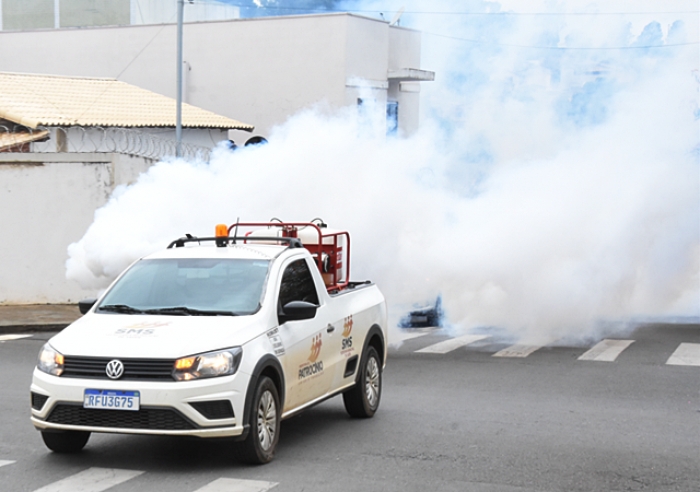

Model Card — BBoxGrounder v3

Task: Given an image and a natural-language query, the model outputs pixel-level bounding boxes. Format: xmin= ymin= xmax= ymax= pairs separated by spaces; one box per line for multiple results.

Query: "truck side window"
xmin=279 ymin=259 xmax=320 ymax=309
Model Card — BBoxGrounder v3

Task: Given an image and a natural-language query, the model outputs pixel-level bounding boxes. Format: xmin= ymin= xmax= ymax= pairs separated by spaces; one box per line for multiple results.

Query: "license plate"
xmin=84 ymin=389 xmax=140 ymax=411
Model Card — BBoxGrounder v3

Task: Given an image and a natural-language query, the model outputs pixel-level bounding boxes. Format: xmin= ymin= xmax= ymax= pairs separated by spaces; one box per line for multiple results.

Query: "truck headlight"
xmin=37 ymin=343 xmax=64 ymax=376
xmin=173 ymin=347 xmax=242 ymax=381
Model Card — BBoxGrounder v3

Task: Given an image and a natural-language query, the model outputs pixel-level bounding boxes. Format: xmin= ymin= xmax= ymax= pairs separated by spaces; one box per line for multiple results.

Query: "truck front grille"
xmin=62 ymin=357 xmax=175 ymax=381
xmin=46 ymin=404 xmax=196 ymax=430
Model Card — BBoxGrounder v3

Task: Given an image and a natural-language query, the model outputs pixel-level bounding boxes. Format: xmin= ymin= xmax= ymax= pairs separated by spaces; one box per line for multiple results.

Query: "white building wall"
xmin=343 ymin=15 xmax=389 ymax=115
xmin=0 ymin=153 xmax=153 ymax=304
xmin=0 ymin=13 xmax=426 ymax=139
xmin=388 ymin=28 xmax=423 ymax=136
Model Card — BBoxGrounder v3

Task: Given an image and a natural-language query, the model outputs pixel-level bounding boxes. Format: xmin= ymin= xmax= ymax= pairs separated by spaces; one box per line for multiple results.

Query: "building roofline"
xmin=0 ymin=11 xmax=419 ymax=35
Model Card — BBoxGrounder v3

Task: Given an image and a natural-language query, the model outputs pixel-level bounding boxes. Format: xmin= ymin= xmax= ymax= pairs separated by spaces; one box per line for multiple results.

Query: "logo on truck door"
xmin=308 ymin=334 xmax=322 ymax=362
xmin=342 ymin=315 xmax=353 ymax=337
xmin=299 ymin=334 xmax=324 ymax=380
xmin=341 ymin=315 xmax=354 ymax=354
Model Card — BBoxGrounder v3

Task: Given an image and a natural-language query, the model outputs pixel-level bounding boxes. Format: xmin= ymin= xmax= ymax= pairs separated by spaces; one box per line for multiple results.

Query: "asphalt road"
xmin=1 ymin=323 xmax=698 ymax=492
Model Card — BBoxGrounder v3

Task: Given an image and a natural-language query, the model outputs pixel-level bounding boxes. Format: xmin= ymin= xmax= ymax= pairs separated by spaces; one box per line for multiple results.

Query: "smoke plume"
xmin=67 ymin=1 xmax=699 ymax=344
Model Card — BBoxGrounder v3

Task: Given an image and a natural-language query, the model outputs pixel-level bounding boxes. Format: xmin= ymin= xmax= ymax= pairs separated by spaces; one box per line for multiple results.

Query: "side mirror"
xmin=280 ymin=301 xmax=318 ymax=323
xmin=78 ymin=298 xmax=97 ymax=315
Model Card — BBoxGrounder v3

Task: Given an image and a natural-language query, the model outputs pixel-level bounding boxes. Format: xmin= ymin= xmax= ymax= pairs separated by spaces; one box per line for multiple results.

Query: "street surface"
xmin=1 ymin=323 xmax=698 ymax=492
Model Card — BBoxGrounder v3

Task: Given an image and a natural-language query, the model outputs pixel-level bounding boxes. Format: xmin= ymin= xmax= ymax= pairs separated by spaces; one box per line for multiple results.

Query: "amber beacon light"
xmin=215 ymin=224 xmax=229 ymax=247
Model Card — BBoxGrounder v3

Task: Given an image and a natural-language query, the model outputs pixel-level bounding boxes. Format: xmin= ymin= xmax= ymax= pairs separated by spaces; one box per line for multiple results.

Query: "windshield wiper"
xmin=143 ymin=306 xmax=240 ymax=316
xmin=97 ymin=304 xmax=146 ymax=314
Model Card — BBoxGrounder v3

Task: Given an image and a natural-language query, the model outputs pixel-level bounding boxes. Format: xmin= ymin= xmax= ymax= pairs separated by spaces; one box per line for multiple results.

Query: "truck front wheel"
xmin=238 ymin=376 xmax=280 ymax=464
xmin=343 ymin=345 xmax=381 ymax=418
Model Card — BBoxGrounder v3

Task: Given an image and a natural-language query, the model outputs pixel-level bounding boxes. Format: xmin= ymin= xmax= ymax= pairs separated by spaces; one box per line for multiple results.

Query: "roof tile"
xmin=0 ymin=72 xmax=253 ymax=131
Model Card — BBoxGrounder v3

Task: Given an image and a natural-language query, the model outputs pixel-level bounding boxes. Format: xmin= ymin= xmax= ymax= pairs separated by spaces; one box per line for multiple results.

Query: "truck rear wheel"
xmin=238 ymin=376 xmax=280 ymax=464
xmin=41 ymin=430 xmax=90 ymax=453
xmin=343 ymin=346 xmax=381 ymax=418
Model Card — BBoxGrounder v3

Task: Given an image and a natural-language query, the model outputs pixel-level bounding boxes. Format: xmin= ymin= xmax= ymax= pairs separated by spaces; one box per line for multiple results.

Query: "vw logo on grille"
xmin=106 ymin=359 xmax=125 ymax=380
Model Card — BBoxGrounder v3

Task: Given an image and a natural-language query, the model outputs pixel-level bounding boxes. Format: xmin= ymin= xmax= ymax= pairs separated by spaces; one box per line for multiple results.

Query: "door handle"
xmin=326 ymin=324 xmax=335 ymax=333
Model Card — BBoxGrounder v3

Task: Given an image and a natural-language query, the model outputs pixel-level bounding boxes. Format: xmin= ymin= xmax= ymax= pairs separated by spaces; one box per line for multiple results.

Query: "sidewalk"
xmin=0 ymin=304 xmax=81 ymax=333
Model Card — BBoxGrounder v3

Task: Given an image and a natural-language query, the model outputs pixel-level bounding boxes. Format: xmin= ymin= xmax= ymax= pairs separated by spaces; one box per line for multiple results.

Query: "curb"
xmin=0 ymin=324 xmax=69 ymax=334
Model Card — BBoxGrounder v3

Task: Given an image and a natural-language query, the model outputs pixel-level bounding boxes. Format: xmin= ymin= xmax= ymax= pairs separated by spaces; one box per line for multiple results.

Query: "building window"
xmin=386 ymin=101 xmax=399 ymax=136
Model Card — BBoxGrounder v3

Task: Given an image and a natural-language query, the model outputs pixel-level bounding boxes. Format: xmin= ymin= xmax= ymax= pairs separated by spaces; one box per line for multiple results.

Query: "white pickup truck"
xmin=30 ymin=221 xmax=387 ymax=464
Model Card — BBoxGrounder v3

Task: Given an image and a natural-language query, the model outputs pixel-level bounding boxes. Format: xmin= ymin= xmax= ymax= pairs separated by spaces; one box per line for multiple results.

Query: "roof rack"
xmin=167 ymin=235 xmax=304 ymax=249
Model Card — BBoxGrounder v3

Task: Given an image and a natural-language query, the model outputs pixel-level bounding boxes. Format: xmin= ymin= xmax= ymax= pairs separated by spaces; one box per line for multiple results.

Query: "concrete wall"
xmin=388 ymin=28 xmax=423 ymax=137
xmin=0 ymin=153 xmax=153 ymax=304
xmin=0 ymin=13 xmax=427 ymax=139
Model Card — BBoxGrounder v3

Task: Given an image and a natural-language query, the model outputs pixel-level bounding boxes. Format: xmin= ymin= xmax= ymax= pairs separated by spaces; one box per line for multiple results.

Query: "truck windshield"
xmin=97 ymin=258 xmax=270 ymax=316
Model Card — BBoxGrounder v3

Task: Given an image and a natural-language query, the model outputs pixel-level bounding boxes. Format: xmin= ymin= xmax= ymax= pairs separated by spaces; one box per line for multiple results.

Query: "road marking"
xmin=492 ymin=341 xmax=554 ymax=358
xmin=194 ymin=478 xmax=278 ymax=492
xmin=416 ymin=334 xmax=490 ymax=354
xmin=33 ymin=468 xmax=143 ymax=492
xmin=0 ymin=460 xmax=15 ymax=468
xmin=0 ymin=334 xmax=32 ymax=342
xmin=666 ymin=343 xmax=700 ymax=366
xmin=578 ymin=339 xmax=635 ymax=362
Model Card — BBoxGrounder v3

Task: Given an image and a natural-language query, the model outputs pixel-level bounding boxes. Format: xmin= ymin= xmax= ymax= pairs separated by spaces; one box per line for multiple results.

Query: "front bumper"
xmin=30 ymin=368 xmax=251 ymax=438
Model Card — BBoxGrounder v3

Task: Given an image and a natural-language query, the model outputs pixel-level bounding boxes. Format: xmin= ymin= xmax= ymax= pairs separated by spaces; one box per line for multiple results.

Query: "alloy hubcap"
xmin=365 ymin=356 xmax=380 ymax=408
xmin=257 ymin=390 xmax=277 ymax=450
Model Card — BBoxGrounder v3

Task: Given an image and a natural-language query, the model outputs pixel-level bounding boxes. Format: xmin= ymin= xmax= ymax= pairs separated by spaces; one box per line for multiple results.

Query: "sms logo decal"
xmin=341 ymin=315 xmax=353 ymax=353
xmin=342 ymin=315 xmax=353 ymax=337
xmin=308 ymin=334 xmax=322 ymax=362
xmin=114 ymin=321 xmax=168 ymax=338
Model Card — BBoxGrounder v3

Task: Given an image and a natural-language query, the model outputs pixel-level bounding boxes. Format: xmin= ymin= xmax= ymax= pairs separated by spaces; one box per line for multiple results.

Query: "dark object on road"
xmin=399 ymin=296 xmax=444 ymax=328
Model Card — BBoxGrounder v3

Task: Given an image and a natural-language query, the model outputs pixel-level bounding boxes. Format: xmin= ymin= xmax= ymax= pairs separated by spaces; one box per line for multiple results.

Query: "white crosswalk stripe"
xmin=406 ymin=336 xmax=700 ymax=365
xmin=578 ymin=339 xmax=635 ymax=362
xmin=0 ymin=460 xmax=15 ymax=468
xmin=0 ymin=334 xmax=32 ymax=342
xmin=32 ymin=467 xmax=143 ymax=492
xmin=492 ymin=340 xmax=555 ymax=358
xmin=416 ymin=334 xmax=490 ymax=354
xmin=194 ymin=477 xmax=278 ymax=492
xmin=666 ymin=343 xmax=700 ymax=366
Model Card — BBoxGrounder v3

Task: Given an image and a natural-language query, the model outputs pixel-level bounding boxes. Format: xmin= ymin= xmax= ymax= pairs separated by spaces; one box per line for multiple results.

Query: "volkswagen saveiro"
xmin=30 ymin=221 xmax=387 ymax=464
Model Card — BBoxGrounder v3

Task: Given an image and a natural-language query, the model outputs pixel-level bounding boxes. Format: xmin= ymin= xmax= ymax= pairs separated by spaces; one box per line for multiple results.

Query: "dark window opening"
xmin=386 ymin=101 xmax=399 ymax=136
xmin=278 ymin=259 xmax=319 ymax=310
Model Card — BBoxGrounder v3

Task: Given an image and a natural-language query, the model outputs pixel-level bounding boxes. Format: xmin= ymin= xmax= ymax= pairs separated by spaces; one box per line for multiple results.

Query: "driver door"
xmin=275 ymin=258 xmax=333 ymax=412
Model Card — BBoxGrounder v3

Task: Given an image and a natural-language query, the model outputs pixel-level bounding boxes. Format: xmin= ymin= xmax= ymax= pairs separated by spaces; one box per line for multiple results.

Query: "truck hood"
xmin=49 ymin=313 xmax=269 ymax=359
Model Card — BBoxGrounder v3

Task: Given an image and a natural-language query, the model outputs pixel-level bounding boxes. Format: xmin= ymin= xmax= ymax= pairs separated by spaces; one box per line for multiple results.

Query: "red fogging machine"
xmin=215 ymin=219 xmax=351 ymax=293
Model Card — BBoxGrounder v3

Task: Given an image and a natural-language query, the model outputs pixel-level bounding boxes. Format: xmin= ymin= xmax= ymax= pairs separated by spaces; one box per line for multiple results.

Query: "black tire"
xmin=343 ymin=345 xmax=382 ymax=418
xmin=41 ymin=430 xmax=90 ymax=453
xmin=238 ymin=376 xmax=280 ymax=464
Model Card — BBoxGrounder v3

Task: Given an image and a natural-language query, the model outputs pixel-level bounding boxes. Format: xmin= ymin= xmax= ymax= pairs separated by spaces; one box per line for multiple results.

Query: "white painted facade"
xmin=0 ymin=153 xmax=153 ymax=304
xmin=0 ymin=13 xmax=432 ymax=139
